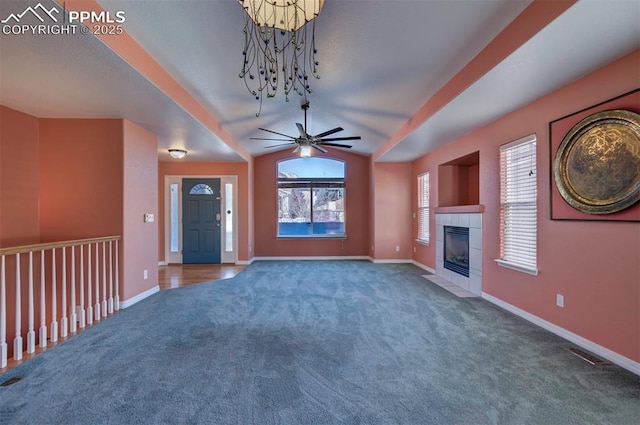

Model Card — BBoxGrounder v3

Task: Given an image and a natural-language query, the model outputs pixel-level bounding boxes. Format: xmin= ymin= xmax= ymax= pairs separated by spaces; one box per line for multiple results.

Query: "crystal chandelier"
xmin=238 ymin=0 xmax=325 ymax=116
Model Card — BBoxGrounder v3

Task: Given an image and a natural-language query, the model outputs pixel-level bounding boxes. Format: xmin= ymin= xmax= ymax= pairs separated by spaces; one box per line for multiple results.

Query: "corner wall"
xmin=412 ymin=50 xmax=640 ymax=364
xmin=122 ymin=120 xmax=158 ymax=300
xmin=38 ymin=119 xmax=124 ymax=241
xmin=371 ymin=162 xmax=413 ymax=260
xmin=0 ymin=106 xmax=40 ymax=246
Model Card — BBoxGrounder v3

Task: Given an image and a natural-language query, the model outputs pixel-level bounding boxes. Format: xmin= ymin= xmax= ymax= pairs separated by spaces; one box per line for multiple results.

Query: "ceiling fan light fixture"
xmin=238 ymin=0 xmax=324 ymax=116
xmin=250 ymin=101 xmax=360 ymax=155
xmin=299 ymin=145 xmax=312 ymax=157
xmin=168 ymin=149 xmax=187 ymax=159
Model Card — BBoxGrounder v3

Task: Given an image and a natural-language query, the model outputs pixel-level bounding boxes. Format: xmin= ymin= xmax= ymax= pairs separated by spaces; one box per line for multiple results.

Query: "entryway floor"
xmin=159 ymin=264 xmax=246 ymax=290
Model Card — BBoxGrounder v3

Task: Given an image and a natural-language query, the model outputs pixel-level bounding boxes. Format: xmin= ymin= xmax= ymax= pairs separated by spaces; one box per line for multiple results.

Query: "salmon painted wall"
xmin=254 ymin=148 xmax=369 ymax=257
xmin=412 ymin=50 xmax=640 ymax=362
xmin=0 ymin=106 xmax=40 ymax=246
xmin=372 ymin=162 xmax=412 ymax=260
xmin=157 ymin=161 xmax=251 ymax=262
xmin=0 ymin=106 xmax=41 ymax=360
xmin=248 ymin=158 xmax=254 ymax=259
xmin=39 ymin=119 xmax=123 ymax=241
xmin=122 ymin=120 xmax=158 ymax=300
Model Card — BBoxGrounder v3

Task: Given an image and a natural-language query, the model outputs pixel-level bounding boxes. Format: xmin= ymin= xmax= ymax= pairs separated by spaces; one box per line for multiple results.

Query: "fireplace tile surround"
xmin=435 ymin=208 xmax=483 ymax=296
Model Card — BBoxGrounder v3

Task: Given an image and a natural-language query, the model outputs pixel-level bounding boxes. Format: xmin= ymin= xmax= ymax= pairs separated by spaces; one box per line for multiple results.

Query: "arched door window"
xmin=189 ymin=183 xmax=214 ymax=195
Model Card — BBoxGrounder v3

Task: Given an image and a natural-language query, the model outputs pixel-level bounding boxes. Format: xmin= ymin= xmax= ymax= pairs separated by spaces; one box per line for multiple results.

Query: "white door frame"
xmin=164 ymin=175 xmax=238 ymax=265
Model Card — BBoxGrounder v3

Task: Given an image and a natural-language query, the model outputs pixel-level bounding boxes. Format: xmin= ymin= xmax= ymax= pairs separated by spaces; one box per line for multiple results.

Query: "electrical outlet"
xmin=143 ymin=269 xmax=148 ymax=280
xmin=556 ymin=294 xmax=564 ymax=308
xmin=413 ymin=246 xmax=416 ymax=253
xmin=395 ymin=245 xmax=400 ymax=252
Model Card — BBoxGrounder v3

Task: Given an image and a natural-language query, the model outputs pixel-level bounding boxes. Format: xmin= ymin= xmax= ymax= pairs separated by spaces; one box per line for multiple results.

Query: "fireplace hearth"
xmin=444 ymin=226 xmax=469 ymax=277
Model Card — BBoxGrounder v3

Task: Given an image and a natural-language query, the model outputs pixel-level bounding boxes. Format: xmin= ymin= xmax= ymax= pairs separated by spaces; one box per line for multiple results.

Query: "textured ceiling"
xmin=0 ymin=0 xmax=638 ymax=162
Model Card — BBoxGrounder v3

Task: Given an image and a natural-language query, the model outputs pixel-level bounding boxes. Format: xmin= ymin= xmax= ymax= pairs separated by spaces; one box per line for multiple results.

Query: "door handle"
xmin=216 ymin=213 xmax=221 ymax=221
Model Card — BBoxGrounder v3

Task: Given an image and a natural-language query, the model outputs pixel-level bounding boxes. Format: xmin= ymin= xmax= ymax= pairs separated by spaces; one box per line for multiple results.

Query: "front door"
xmin=182 ymin=178 xmax=221 ymax=264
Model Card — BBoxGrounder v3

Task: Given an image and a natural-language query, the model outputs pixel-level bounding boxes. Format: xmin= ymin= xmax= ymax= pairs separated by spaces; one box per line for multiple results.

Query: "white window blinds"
xmin=498 ymin=135 xmax=537 ymax=275
xmin=417 ymin=173 xmax=430 ymax=243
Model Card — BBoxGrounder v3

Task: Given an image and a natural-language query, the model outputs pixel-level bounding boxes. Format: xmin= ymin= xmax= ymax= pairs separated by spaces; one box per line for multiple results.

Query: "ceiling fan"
xmin=250 ymin=101 xmax=361 ymax=156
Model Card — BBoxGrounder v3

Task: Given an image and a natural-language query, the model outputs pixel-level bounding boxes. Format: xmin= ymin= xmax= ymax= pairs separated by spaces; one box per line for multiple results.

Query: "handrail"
xmin=0 ymin=236 xmax=121 ymax=256
xmin=1 ymin=234 xmax=122 ymax=367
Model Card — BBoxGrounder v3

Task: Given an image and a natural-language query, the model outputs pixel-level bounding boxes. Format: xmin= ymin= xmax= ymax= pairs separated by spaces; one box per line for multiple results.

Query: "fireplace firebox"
xmin=444 ymin=226 xmax=469 ymax=277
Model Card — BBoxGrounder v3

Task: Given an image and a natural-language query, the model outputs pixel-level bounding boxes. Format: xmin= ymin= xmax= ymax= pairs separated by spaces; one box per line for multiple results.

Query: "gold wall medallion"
xmin=553 ymin=109 xmax=640 ymax=214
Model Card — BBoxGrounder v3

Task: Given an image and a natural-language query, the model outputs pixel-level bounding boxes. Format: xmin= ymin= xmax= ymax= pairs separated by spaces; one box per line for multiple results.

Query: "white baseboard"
xmin=236 ymin=258 xmax=255 ymax=265
xmin=120 ymin=285 xmax=160 ymax=309
xmin=246 ymin=257 xmax=433 ymax=269
xmin=411 ymin=260 xmax=436 ymax=274
xmin=369 ymin=258 xmax=413 ymax=264
xmin=158 ymin=261 xmax=168 ymax=266
xmin=251 ymin=256 xmax=370 ymax=261
xmin=482 ymin=292 xmax=640 ymax=376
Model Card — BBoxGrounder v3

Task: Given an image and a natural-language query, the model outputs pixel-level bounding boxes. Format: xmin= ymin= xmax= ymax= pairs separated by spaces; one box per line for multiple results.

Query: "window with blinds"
xmin=497 ymin=134 xmax=538 ymax=275
xmin=417 ymin=172 xmax=430 ymax=244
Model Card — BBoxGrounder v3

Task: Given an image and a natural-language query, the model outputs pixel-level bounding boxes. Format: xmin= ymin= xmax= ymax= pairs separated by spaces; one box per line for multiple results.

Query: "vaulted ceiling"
xmin=1 ymin=0 xmax=638 ymax=162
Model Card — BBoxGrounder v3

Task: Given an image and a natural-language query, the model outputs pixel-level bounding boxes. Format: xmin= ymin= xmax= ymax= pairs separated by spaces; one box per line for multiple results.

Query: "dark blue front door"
xmin=182 ymin=178 xmax=221 ymax=264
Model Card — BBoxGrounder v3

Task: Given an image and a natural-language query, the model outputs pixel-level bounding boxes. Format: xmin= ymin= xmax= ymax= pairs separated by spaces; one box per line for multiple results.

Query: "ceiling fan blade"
xmin=313 ymin=127 xmax=343 ymax=138
xmin=313 ymin=144 xmax=328 ymax=153
xmin=318 ymin=136 xmax=362 ymax=142
xmin=258 ymin=128 xmax=296 ymax=139
xmin=318 ymin=142 xmax=353 ymax=148
xmin=265 ymin=142 xmax=296 ymax=148
xmin=250 ymin=137 xmax=295 ymax=142
xmin=296 ymin=123 xmax=307 ymax=138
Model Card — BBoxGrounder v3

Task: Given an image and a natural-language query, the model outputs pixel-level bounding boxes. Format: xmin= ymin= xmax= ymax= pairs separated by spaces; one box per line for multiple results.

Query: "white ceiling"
xmin=1 ymin=0 xmax=638 ymax=163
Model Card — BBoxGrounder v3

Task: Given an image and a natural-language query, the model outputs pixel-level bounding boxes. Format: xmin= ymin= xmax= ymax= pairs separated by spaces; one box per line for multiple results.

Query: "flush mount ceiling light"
xmin=238 ymin=0 xmax=325 ymax=116
xmin=168 ymin=149 xmax=187 ymax=159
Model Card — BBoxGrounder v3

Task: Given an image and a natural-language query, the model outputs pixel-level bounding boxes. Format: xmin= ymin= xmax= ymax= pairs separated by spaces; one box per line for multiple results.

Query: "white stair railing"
xmin=0 ymin=236 xmax=121 ymax=369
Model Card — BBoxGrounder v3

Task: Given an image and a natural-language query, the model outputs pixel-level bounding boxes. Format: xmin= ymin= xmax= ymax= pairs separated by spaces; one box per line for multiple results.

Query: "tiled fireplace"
xmin=435 ymin=206 xmax=483 ymax=296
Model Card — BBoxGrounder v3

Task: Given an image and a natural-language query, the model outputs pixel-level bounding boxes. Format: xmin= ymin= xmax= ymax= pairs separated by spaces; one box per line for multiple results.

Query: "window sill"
xmin=415 ymin=239 xmax=430 ymax=246
xmin=494 ymin=259 xmax=538 ymax=276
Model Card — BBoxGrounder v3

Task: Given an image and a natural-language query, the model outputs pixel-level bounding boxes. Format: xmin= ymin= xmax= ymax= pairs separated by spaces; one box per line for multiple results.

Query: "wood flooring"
xmin=158 ymin=264 xmax=246 ymax=290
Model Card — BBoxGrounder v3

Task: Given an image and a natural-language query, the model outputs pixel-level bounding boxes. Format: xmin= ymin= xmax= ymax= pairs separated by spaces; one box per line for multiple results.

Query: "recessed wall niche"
xmin=438 ymin=151 xmax=479 ymax=207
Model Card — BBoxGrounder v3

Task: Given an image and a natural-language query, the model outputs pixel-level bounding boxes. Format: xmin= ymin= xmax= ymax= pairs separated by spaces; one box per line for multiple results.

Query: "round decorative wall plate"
xmin=553 ymin=109 xmax=640 ymax=215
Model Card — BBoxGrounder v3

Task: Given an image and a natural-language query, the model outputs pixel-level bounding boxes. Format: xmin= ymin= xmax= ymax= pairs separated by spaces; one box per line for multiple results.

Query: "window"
xmin=170 ymin=183 xmax=179 ymax=253
xmin=417 ymin=173 xmax=430 ymax=244
xmin=277 ymin=157 xmax=345 ymax=237
xmin=189 ymin=183 xmax=214 ymax=195
xmin=224 ymin=183 xmax=233 ymax=252
xmin=496 ymin=134 xmax=538 ymax=275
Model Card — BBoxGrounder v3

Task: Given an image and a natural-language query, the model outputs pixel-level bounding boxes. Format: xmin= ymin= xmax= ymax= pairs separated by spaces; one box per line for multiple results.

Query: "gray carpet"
xmin=0 ymin=261 xmax=638 ymax=424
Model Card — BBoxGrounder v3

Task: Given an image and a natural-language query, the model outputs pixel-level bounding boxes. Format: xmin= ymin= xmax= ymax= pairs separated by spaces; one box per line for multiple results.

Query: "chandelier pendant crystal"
xmin=238 ymin=0 xmax=325 ymax=116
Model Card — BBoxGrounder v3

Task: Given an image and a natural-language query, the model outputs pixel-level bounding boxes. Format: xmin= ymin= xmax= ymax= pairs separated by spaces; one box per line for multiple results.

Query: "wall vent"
xmin=565 ymin=347 xmax=610 ymax=366
xmin=1 ymin=377 xmax=23 ymax=387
